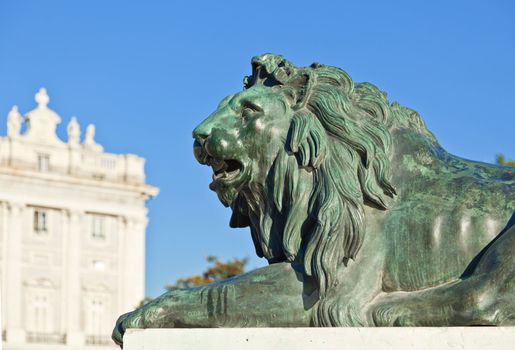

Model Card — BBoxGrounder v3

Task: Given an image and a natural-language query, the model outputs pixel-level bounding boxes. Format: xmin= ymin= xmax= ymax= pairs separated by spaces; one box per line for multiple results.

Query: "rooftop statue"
xmin=113 ymin=54 xmax=514 ymax=347
xmin=67 ymin=116 xmax=81 ymax=146
xmin=7 ymin=105 xmax=22 ymax=138
xmin=83 ymin=123 xmax=103 ymax=152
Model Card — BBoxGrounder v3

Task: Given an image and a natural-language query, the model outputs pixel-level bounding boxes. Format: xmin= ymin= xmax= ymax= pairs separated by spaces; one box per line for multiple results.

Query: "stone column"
xmin=5 ymin=202 xmax=25 ymax=345
xmin=123 ymin=217 xmax=147 ymax=311
xmin=1 ymin=202 xmax=8 ymax=336
xmin=117 ymin=216 xmax=126 ymax=315
xmin=65 ymin=209 xmax=85 ymax=346
xmin=60 ymin=209 xmax=67 ymax=336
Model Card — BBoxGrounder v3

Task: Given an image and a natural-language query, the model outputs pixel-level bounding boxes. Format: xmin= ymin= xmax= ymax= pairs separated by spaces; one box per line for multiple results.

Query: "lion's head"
xmin=193 ymin=54 xmax=431 ymax=298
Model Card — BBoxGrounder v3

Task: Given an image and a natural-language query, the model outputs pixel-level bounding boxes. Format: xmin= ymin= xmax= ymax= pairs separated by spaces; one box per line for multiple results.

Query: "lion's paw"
xmin=111 ymin=309 xmax=145 ymax=347
xmin=371 ymin=303 xmax=414 ymax=326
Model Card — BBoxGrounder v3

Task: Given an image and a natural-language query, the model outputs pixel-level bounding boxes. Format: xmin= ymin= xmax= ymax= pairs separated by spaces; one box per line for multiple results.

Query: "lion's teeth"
xmin=212 ymin=165 xmax=241 ymax=181
xmin=212 ymin=162 xmax=224 ymax=172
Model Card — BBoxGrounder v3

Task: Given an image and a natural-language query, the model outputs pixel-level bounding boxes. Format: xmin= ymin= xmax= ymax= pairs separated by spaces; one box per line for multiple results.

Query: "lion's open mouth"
xmin=210 ymin=158 xmax=243 ymax=182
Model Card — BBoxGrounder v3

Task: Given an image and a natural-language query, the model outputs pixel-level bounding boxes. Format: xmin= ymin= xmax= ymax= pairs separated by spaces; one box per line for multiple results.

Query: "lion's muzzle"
xmin=193 ymin=136 xmax=209 ymax=165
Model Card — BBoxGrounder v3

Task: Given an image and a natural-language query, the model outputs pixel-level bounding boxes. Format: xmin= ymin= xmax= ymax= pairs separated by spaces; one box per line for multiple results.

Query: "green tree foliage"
xmin=496 ymin=154 xmax=515 ymax=166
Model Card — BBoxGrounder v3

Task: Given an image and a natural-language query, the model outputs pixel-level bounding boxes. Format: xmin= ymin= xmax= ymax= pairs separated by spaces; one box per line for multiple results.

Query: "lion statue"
xmin=113 ymin=54 xmax=514 ymax=346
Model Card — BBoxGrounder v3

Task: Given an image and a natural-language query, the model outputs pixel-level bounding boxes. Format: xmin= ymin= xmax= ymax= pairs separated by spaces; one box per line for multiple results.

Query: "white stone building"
xmin=0 ymin=88 xmax=158 ymax=349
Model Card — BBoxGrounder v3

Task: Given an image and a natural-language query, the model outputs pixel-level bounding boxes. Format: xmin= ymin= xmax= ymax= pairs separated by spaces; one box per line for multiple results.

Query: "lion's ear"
xmin=287 ymin=112 xmax=327 ymax=169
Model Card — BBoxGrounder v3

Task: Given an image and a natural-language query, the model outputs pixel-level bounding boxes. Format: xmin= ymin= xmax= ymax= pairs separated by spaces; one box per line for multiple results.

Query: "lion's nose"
xmin=193 ymin=131 xmax=208 ymax=147
xmin=192 ymin=123 xmax=211 ymax=142
xmin=192 ymin=124 xmax=211 ymax=164
xmin=193 ymin=138 xmax=209 ymax=165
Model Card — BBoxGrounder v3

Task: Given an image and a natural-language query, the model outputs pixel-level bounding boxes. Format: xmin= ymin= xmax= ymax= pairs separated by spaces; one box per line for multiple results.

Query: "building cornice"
xmin=0 ymin=166 xmax=159 ymax=199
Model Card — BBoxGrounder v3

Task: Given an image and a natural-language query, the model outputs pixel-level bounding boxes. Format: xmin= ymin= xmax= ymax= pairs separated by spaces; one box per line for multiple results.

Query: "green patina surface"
xmin=113 ymin=54 xmax=514 ymax=347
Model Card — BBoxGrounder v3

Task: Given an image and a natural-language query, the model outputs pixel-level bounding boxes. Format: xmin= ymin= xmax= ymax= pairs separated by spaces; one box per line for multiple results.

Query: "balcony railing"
xmin=86 ymin=334 xmax=113 ymax=346
xmin=26 ymin=332 xmax=66 ymax=344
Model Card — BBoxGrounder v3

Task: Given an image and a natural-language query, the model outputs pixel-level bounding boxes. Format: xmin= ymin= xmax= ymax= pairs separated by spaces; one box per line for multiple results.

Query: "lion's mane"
xmin=232 ymin=54 xmax=434 ymax=326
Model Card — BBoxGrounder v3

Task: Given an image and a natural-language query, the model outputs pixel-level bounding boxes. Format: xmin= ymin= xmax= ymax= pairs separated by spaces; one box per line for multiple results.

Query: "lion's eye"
xmin=241 ymin=106 xmax=261 ymax=121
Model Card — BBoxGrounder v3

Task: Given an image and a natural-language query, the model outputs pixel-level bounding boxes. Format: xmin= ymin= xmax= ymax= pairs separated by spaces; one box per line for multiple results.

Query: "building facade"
xmin=0 ymin=89 xmax=158 ymax=349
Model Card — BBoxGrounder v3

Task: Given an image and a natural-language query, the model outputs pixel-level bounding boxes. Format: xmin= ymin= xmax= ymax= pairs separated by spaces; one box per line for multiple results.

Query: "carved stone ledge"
xmin=124 ymin=328 xmax=515 ymax=350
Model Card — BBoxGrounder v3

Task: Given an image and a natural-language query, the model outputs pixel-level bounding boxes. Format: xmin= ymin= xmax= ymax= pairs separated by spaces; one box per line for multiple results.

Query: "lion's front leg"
xmin=112 ymin=288 xmax=202 ymax=346
xmin=112 ymin=262 xmax=314 ymax=347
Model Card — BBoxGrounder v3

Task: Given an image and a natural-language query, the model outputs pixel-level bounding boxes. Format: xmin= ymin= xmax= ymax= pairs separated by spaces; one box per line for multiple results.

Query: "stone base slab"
xmin=124 ymin=327 xmax=515 ymax=350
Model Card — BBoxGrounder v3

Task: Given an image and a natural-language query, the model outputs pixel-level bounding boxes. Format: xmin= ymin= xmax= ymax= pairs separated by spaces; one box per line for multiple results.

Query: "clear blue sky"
xmin=1 ymin=1 xmax=514 ymax=298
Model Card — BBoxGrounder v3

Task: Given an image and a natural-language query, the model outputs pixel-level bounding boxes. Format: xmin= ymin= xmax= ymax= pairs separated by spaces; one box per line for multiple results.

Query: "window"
xmin=91 ymin=215 xmax=106 ymax=240
xmin=31 ymin=294 xmax=51 ymax=332
xmin=37 ymin=154 xmax=50 ymax=172
xmin=85 ymin=293 xmax=110 ymax=337
xmin=91 ymin=259 xmax=106 ymax=271
xmin=33 ymin=210 xmax=48 ymax=234
xmin=90 ymin=298 xmax=105 ymax=333
xmin=26 ymin=285 xmax=55 ymax=334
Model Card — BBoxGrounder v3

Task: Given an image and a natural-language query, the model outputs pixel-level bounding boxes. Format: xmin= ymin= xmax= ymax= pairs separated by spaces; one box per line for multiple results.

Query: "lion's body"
xmin=113 ymin=55 xmax=515 ymax=346
xmin=317 ymin=128 xmax=515 ymax=326
xmin=382 ymin=129 xmax=514 ymax=291
xmin=306 ymin=129 xmax=515 ymax=326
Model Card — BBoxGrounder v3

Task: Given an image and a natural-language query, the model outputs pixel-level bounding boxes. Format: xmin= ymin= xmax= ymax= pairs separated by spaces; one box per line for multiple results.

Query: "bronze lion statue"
xmin=113 ymin=54 xmax=514 ymax=346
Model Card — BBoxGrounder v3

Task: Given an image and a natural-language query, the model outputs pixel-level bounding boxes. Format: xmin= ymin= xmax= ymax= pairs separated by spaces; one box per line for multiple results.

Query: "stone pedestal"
xmin=124 ymin=327 xmax=515 ymax=350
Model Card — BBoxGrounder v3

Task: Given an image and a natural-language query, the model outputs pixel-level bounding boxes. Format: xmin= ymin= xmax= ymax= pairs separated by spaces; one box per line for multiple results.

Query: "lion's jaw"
xmin=193 ymin=133 xmax=251 ymax=207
